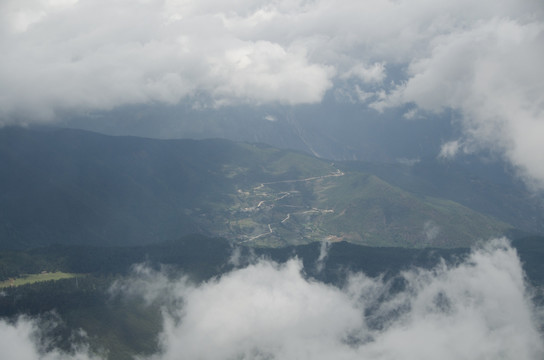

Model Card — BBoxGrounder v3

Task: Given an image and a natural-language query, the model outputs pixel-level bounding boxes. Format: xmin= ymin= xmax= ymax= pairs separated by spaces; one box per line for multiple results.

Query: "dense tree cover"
xmin=0 ymin=127 xmax=531 ymax=250
xmin=0 ymin=234 xmax=232 ymax=281
xmin=3 ymin=234 xmax=543 ymax=286
xmin=0 ymin=251 xmax=65 ymax=280
xmin=0 ymin=275 xmax=110 ymax=317
xmin=0 ymin=275 xmax=162 ymax=359
xmin=0 ymin=127 xmax=329 ymax=249
xmin=0 ymin=235 xmax=542 ymax=359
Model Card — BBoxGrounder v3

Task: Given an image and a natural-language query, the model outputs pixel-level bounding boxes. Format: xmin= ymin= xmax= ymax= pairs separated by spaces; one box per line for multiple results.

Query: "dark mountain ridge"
xmin=0 ymin=127 xmax=532 ymax=250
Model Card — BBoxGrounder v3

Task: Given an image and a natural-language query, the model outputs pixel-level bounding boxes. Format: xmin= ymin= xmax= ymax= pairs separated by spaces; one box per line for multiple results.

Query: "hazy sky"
xmin=1 ymin=0 xmax=543 ymax=186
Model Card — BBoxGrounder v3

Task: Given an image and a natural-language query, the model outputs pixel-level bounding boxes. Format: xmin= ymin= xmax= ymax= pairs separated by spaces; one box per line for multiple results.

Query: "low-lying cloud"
xmin=374 ymin=17 xmax=544 ymax=189
xmin=4 ymin=238 xmax=539 ymax=360
xmin=0 ymin=316 xmax=98 ymax=360
xmin=142 ymin=239 xmax=544 ymax=360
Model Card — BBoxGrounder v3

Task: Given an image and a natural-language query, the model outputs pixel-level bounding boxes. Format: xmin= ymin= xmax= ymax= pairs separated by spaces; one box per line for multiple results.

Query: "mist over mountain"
xmin=58 ymin=98 xmax=456 ymax=162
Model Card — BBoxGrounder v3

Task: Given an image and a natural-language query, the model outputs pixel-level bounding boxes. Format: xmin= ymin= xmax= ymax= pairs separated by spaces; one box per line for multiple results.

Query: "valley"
xmin=0 ymin=127 xmax=519 ymax=249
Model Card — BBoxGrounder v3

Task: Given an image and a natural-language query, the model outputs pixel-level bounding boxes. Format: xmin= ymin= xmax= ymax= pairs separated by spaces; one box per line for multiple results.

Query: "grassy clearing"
xmin=0 ymin=272 xmax=79 ymax=288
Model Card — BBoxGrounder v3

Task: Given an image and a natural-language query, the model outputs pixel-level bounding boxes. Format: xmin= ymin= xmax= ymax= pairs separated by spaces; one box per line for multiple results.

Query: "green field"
xmin=0 ymin=272 xmax=79 ymax=288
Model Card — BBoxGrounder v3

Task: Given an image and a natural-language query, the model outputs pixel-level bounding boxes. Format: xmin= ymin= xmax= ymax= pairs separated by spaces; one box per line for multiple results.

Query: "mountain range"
xmin=2 ymin=126 xmax=541 ymax=250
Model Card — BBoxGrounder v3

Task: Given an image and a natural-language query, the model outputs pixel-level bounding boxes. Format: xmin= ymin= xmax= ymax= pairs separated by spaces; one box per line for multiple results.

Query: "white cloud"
xmin=1 ymin=239 xmax=543 ymax=360
xmin=402 ymin=108 xmax=420 ymax=120
xmin=209 ymin=41 xmax=333 ymax=106
xmin=439 ymin=140 xmax=462 ymax=159
xmin=342 ymin=63 xmax=386 ymax=83
xmin=123 ymin=239 xmax=542 ymax=360
xmin=422 ymin=220 xmax=440 ymax=242
xmin=375 ymin=17 xmax=544 ymax=188
xmin=2 ymin=0 xmax=541 ymax=121
xmin=150 ymin=260 xmax=364 ymax=360
xmin=0 ymin=0 xmax=334 ymax=121
xmin=315 ymin=239 xmax=330 ymax=272
xmin=0 ymin=316 xmax=98 ymax=360
xmin=1 ymin=0 xmax=543 ymax=187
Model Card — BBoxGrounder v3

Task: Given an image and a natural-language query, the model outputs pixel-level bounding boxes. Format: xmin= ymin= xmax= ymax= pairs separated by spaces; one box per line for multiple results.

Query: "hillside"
xmin=341 ymin=160 xmax=544 ymax=236
xmin=0 ymin=127 xmax=512 ymax=249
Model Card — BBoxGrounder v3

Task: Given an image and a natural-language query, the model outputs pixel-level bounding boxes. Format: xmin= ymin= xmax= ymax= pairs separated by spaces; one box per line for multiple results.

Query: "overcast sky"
xmin=1 ymin=0 xmax=544 ymax=186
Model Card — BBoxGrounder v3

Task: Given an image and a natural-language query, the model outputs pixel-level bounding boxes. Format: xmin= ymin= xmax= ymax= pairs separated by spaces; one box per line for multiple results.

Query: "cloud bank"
xmin=118 ymin=239 xmax=544 ymax=359
xmin=1 ymin=0 xmax=543 ymax=186
xmin=1 ymin=239 xmax=543 ymax=359
xmin=374 ymin=17 xmax=544 ymax=189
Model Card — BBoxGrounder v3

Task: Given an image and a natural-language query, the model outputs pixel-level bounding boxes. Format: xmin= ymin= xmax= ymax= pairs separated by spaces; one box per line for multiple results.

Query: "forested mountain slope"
xmin=0 ymin=127 xmax=515 ymax=249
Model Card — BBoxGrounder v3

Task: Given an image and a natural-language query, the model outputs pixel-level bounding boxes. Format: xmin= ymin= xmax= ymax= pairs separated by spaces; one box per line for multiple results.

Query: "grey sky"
xmin=1 ymin=0 xmax=543 ymax=186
